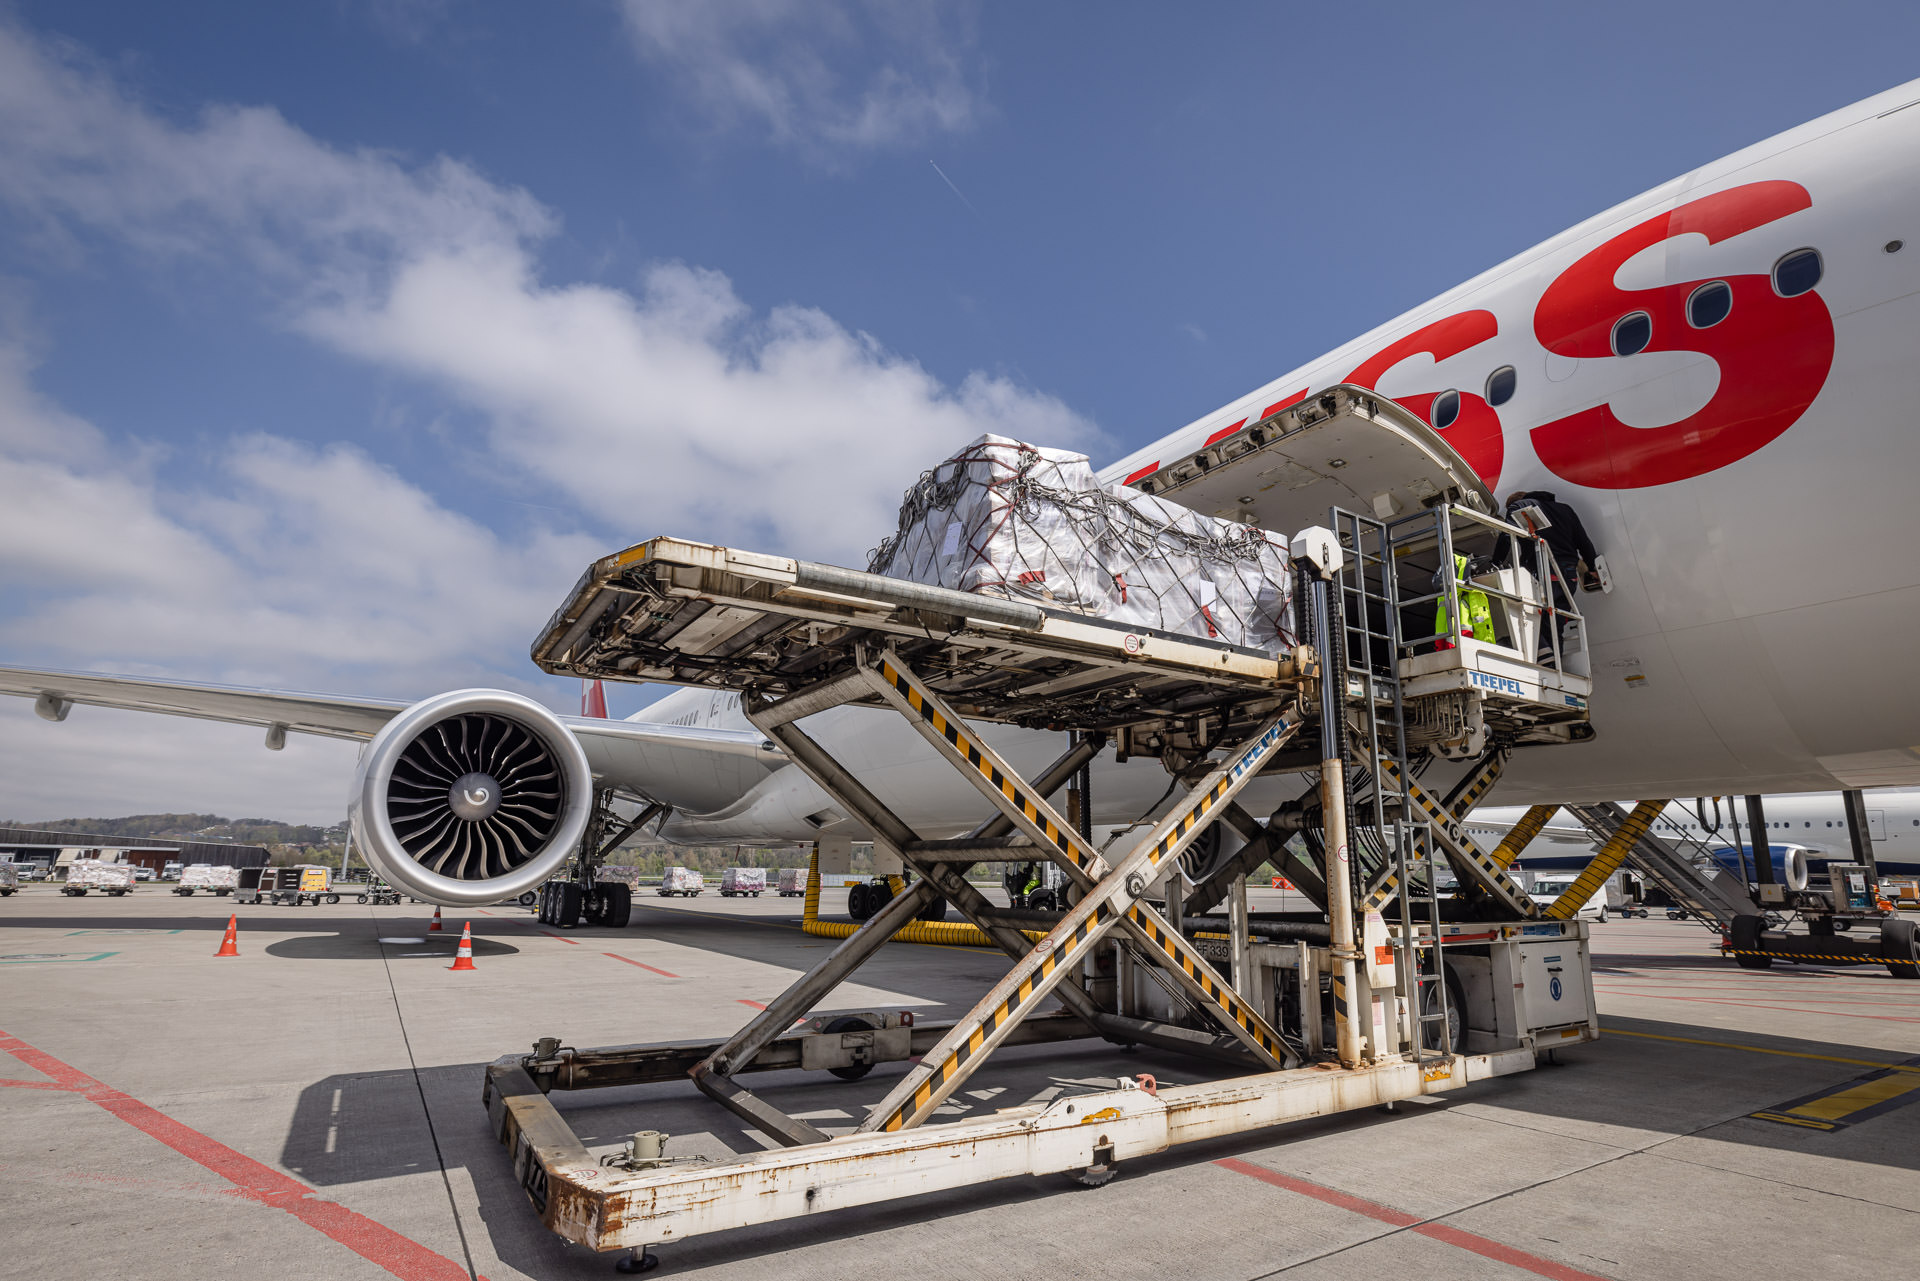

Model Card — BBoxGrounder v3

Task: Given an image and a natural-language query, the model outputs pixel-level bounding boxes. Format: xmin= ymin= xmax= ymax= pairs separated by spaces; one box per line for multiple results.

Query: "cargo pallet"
xmin=485 ymin=387 xmax=1609 ymax=1269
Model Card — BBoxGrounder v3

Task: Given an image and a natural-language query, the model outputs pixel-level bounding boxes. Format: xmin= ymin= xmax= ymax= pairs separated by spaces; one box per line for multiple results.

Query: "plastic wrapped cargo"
xmin=777 ymin=867 xmax=809 ymax=897
xmin=868 ymin=434 xmax=1294 ymax=652
xmin=657 ymin=867 xmax=705 ymax=897
xmin=175 ymin=863 xmax=238 ymax=895
xmin=720 ymin=867 xmax=766 ymax=897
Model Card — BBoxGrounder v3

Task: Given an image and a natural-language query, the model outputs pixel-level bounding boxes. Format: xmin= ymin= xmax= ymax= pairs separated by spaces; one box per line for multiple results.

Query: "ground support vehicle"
xmin=656 ymin=867 xmax=704 ymax=898
xmin=719 ymin=867 xmax=765 ymax=897
xmin=63 ymin=859 xmax=135 ymax=897
xmin=293 ymin=865 xmax=341 ymax=905
xmin=776 ymin=867 xmax=807 ymax=898
xmin=174 ymin=864 xmax=239 ymax=896
xmin=489 ymin=390 xmax=1616 ymax=1267
xmin=0 ymin=862 xmax=17 ymax=896
xmin=355 ymin=879 xmax=403 ymax=906
xmin=236 ymin=866 xmax=332 ymax=905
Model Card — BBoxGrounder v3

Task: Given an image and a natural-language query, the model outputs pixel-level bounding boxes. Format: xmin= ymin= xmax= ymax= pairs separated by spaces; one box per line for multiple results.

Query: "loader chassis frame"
xmin=493 ymin=401 xmax=1601 ymax=1259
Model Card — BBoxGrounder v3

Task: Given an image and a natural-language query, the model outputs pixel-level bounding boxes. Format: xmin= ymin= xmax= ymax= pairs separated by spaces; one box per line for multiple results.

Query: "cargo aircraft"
xmin=7 ymin=80 xmax=1920 ymax=907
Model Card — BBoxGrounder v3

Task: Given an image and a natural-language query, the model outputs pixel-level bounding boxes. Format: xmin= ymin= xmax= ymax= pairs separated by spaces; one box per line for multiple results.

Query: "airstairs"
xmin=1561 ymin=801 xmax=1756 ymax=931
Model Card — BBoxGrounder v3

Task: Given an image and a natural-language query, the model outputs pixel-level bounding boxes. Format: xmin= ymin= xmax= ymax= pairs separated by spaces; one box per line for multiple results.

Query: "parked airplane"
xmin=8 ymin=79 xmax=1920 ymax=906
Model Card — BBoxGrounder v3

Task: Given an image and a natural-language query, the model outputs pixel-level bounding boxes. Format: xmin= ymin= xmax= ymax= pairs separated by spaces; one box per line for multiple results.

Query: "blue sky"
xmin=3 ymin=0 xmax=1919 ymax=821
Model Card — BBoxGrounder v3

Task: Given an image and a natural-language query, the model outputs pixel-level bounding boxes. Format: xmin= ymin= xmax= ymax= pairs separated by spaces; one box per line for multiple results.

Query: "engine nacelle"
xmin=351 ymin=689 xmax=593 ymax=907
xmin=1708 ymin=843 xmax=1810 ymax=893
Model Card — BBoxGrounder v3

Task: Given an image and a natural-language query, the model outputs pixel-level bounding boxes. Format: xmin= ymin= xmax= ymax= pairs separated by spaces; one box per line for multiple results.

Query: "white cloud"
xmin=0 ymin=19 xmax=1096 ymax=822
xmin=620 ymin=0 xmax=979 ymax=156
xmin=0 ymin=342 xmax=604 ymax=822
xmin=303 ymin=251 xmax=1093 ymax=562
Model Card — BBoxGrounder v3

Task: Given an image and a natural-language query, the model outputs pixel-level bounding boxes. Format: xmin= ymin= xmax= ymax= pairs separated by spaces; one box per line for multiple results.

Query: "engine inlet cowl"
xmin=352 ymin=690 xmax=592 ymax=906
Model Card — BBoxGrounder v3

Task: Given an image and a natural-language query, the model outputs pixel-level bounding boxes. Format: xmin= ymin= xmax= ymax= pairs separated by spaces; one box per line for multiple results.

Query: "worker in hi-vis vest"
xmin=1435 ymin=554 xmax=1494 ymax=648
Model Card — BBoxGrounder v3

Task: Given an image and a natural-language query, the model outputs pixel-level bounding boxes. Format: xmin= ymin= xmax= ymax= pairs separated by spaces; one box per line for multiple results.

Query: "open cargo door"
xmin=1122 ymin=384 xmax=1494 ymax=533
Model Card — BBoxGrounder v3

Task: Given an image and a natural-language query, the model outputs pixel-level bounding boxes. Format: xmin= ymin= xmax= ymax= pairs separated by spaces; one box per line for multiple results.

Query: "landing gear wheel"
xmin=823 ymin=1016 xmax=877 ymax=1081
xmin=537 ymin=884 xmax=553 ymax=924
xmin=597 ymin=882 xmax=632 ymax=929
xmin=1731 ymin=914 xmax=1773 ymax=969
xmin=848 ymin=881 xmax=871 ymax=921
xmin=918 ymin=895 xmax=948 ymax=922
xmin=1882 ymin=916 xmax=1920 ymax=980
xmin=558 ymin=883 xmax=585 ymax=929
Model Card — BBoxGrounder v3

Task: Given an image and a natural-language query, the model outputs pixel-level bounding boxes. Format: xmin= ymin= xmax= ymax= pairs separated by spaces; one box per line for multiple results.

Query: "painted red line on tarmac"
xmin=1216 ymin=1158 xmax=1609 ymax=1281
xmin=604 ymin=954 xmax=679 ymax=978
xmin=0 ymin=1029 xmax=481 ymax=1281
xmin=0 ymin=1077 xmax=76 ymax=1091
xmin=1217 ymin=1158 xmax=1415 ymax=1225
xmin=738 ymin=999 xmax=768 ymax=1010
xmin=538 ymin=931 xmax=580 ymax=945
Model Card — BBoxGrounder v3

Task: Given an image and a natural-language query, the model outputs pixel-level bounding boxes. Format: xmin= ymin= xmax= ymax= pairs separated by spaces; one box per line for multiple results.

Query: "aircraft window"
xmin=1773 ymin=248 xmax=1823 ymax=297
xmin=1485 ymin=365 xmax=1517 ymax=407
xmin=1431 ymin=389 xmax=1461 ymax=430
xmin=1611 ymin=311 xmax=1652 ymax=356
xmin=1687 ymin=281 xmax=1732 ymax=329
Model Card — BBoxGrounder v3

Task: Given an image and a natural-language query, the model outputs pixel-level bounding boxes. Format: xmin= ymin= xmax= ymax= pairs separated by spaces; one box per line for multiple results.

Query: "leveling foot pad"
xmin=615 ymin=1246 xmax=658 ymax=1273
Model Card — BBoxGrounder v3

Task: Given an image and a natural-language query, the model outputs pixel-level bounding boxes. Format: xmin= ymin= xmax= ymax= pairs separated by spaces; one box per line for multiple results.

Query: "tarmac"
xmin=2 ymin=884 xmax=1917 ymax=1281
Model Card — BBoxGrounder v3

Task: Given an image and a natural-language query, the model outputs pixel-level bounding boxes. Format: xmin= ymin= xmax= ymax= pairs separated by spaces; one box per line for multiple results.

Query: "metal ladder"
xmin=1328 ymin=506 xmax=1451 ymax=1060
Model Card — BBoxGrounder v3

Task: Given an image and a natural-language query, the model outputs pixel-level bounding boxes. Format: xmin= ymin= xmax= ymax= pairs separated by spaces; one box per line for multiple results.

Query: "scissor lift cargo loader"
xmin=484 ymin=387 xmax=1603 ymax=1268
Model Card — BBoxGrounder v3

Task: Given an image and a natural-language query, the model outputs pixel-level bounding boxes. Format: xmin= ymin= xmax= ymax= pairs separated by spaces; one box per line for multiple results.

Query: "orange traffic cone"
xmin=215 ymin=915 xmax=240 ymax=958
xmin=429 ymin=906 xmax=444 ymax=932
xmin=449 ymin=922 xmax=477 ymax=971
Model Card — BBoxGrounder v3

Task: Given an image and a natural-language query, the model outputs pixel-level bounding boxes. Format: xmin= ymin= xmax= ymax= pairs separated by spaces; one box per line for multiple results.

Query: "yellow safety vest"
xmin=1436 ymin=555 xmax=1495 ymax=644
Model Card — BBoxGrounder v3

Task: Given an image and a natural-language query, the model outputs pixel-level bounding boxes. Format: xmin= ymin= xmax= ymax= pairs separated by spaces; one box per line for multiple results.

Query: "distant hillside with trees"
xmin=6 ymin=813 xmax=345 ymax=846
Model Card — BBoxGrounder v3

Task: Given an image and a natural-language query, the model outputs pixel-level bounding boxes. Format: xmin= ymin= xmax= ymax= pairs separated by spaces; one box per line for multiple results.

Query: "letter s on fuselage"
xmin=1101 ymin=80 xmax=1920 ymax=800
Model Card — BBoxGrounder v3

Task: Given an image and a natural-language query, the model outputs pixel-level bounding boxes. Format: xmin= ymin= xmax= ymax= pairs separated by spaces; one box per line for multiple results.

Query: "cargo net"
xmin=868 ymin=434 xmax=1295 ymax=652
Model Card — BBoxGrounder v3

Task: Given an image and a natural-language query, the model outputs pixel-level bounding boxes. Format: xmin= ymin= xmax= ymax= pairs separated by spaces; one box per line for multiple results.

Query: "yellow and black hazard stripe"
xmin=878 ymin=899 xmax=1119 ymax=1132
xmin=1722 ymin=948 xmax=1880 ymax=965
xmin=1384 ymin=762 xmax=1538 ymax=917
xmin=877 ymin=656 xmax=1103 ymax=879
xmin=1122 ymin=904 xmax=1284 ymax=1061
xmin=1142 ymin=718 xmax=1295 ymax=873
xmin=1442 ymin=750 xmax=1506 ymax=817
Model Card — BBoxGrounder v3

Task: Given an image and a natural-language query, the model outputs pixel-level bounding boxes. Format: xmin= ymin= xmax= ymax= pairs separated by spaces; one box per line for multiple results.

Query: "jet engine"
xmin=350 ymin=689 xmax=593 ymax=907
xmin=1708 ymin=843 xmax=1810 ymax=893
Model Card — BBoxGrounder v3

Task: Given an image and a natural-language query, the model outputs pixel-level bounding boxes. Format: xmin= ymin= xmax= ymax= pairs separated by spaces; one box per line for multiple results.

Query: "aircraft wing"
xmin=0 ymin=664 xmax=784 ymax=813
xmin=0 ymin=664 xmax=404 ymax=740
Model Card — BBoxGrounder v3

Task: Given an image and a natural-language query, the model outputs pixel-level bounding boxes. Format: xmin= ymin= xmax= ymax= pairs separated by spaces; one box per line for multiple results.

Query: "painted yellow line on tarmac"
xmin=1749 ymin=1067 xmax=1920 ymax=1131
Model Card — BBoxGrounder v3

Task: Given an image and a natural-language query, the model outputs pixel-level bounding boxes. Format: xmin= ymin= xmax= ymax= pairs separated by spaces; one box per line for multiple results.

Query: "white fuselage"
xmin=641 ymin=80 xmax=1920 ymax=844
